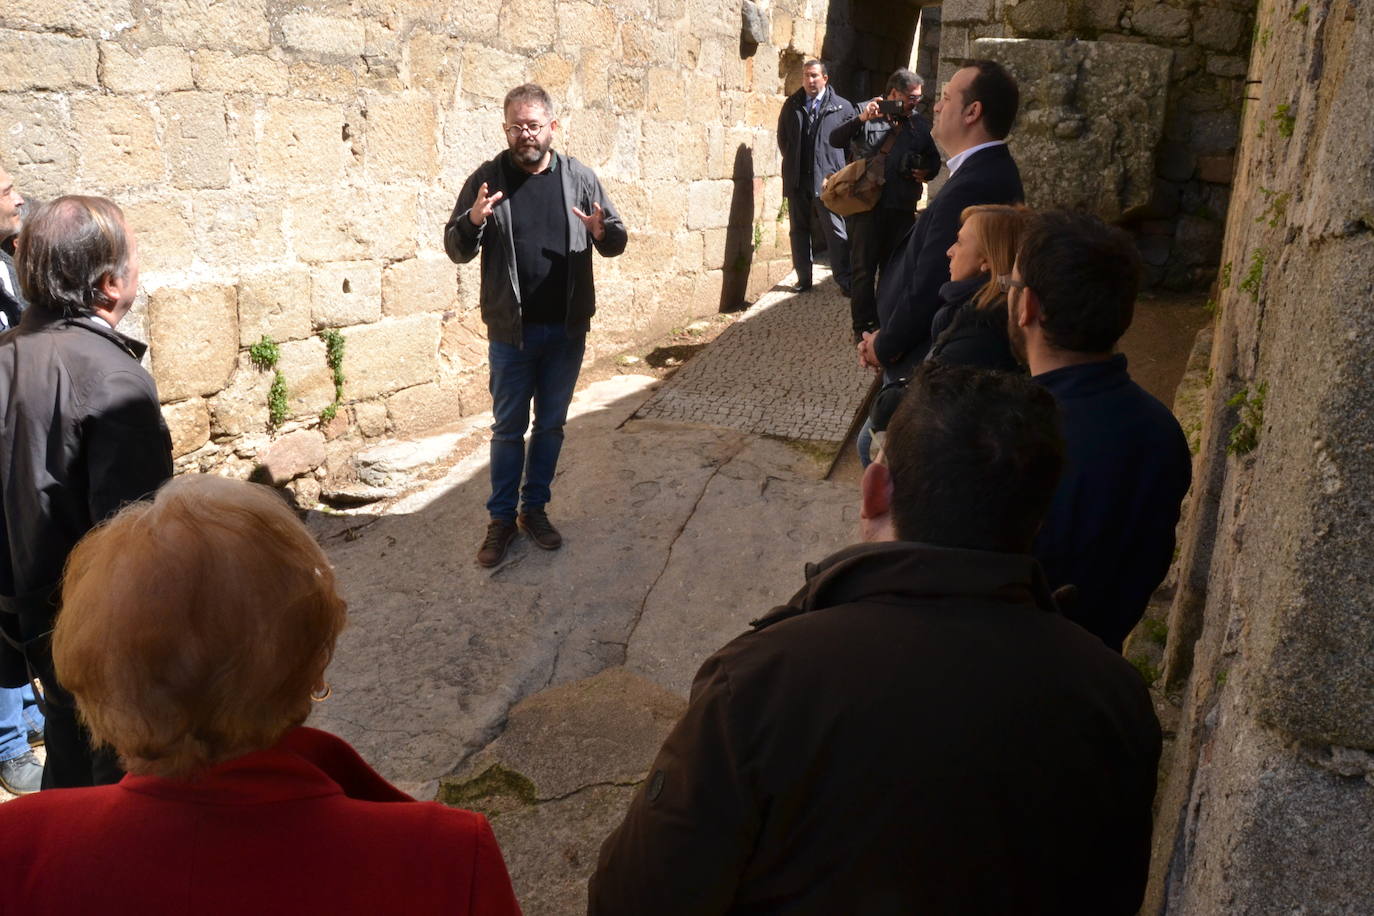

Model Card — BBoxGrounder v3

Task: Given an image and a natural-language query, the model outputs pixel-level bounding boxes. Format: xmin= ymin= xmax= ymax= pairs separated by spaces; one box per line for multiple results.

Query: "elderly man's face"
xmin=0 ymin=168 xmax=23 ymax=239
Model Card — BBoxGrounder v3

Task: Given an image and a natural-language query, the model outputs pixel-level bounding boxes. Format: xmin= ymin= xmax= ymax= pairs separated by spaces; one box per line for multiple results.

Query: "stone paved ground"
xmin=633 ymin=266 xmax=872 ymax=446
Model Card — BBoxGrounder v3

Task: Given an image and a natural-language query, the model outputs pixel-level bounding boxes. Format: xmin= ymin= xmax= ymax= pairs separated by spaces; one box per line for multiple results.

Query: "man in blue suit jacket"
xmin=861 ymin=60 xmax=1024 ymax=376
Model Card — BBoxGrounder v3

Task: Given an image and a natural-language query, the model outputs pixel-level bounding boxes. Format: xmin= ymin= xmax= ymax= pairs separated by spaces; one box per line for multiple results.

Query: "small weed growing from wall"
xmin=1272 ymin=103 xmax=1296 ymax=138
xmin=1292 ymin=3 xmax=1310 ymax=24
xmin=752 ymin=221 xmax=763 ymax=252
xmin=1142 ymin=617 xmax=1169 ymax=647
xmin=777 ymin=198 xmax=788 ymax=221
xmin=248 ymin=336 xmax=289 ymax=426
xmin=320 ymin=329 xmax=346 ymax=423
xmin=1239 ymin=250 xmax=1266 ymax=300
xmin=267 ymin=370 xmax=289 ymax=426
xmin=1203 ymin=298 xmax=1219 ymax=316
xmin=1219 ymin=261 xmax=1232 ymax=289
xmin=1256 ymin=187 xmax=1291 ymax=228
xmin=1227 ymin=382 xmax=1268 ymax=456
xmin=248 ymin=335 xmax=280 ymax=371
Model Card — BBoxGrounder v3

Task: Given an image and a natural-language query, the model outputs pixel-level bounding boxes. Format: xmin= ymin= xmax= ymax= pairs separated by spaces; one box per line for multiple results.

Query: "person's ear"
xmin=1018 ymin=286 xmax=1041 ymax=328
xmin=964 ymin=99 xmax=982 ymax=127
xmin=860 ymin=461 xmax=893 ymax=520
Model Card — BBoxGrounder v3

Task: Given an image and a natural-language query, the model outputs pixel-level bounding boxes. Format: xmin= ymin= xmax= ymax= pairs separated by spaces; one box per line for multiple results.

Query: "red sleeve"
xmin=468 ymin=814 xmax=523 ymax=915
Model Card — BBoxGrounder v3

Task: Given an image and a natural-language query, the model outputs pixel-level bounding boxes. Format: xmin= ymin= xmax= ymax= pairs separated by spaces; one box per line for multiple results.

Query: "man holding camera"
xmin=830 ymin=69 xmax=941 ymax=341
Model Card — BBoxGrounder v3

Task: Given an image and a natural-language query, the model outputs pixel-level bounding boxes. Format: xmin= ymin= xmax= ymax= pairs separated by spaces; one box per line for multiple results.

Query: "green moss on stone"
xmin=437 ymin=764 xmax=538 ymax=809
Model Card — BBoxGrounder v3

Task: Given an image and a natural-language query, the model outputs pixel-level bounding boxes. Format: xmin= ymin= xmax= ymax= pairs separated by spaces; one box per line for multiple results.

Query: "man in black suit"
xmin=860 ymin=60 xmax=1024 ymax=375
xmin=777 ymin=60 xmax=855 ymax=294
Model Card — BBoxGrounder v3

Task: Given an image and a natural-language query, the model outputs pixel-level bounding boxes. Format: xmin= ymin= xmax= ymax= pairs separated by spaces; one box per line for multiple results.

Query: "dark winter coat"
xmin=1034 ymin=355 xmax=1193 ymax=651
xmin=590 ymin=540 xmax=1162 ymax=916
xmin=443 ymin=150 xmax=627 ymax=347
xmin=925 ymin=273 xmax=1022 ymax=373
xmin=874 ymin=143 xmax=1023 ymax=373
xmin=0 ymin=307 xmax=173 ymax=686
xmin=777 ymin=86 xmax=856 ymax=196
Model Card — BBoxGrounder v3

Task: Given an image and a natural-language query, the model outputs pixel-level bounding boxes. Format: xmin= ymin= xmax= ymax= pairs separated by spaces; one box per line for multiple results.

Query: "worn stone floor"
xmin=1 ymin=274 xmax=1208 ymax=916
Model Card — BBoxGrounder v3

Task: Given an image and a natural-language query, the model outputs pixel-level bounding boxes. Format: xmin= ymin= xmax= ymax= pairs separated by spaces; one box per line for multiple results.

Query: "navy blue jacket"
xmin=874 ymin=144 xmax=1023 ymax=373
xmin=777 ymin=86 xmax=855 ymax=197
xmin=925 ymin=274 xmax=1022 ymax=374
xmin=1033 ymin=355 xmax=1192 ymax=651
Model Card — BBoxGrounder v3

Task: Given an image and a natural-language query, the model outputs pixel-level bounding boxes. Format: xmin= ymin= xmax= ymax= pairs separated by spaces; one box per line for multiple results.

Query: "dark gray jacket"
xmin=0 ymin=307 xmax=173 ymax=686
xmin=443 ymin=151 xmax=627 ymax=347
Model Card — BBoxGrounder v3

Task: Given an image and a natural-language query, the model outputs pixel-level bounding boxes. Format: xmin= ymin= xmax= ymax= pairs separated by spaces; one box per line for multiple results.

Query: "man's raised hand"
xmin=468 ymin=182 xmax=504 ymax=227
xmin=571 ymin=202 xmax=606 ymax=241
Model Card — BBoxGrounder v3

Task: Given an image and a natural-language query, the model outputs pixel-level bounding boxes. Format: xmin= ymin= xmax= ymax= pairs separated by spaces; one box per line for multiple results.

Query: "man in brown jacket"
xmin=590 ymin=363 xmax=1162 ymax=915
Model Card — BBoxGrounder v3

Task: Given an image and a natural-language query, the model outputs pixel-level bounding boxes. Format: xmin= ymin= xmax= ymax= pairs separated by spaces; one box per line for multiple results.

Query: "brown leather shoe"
xmin=517 ymin=508 xmax=562 ymax=550
xmin=476 ymin=518 xmax=517 ymax=567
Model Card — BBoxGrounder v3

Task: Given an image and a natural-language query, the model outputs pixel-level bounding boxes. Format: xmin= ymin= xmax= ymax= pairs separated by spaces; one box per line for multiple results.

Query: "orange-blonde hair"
xmin=54 ymin=475 xmax=347 ymax=780
xmin=959 ymin=204 xmax=1031 ymax=309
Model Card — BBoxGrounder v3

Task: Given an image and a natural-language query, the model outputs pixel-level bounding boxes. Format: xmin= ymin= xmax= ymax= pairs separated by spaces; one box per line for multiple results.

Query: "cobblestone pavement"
xmin=632 ymin=267 xmax=873 ymax=443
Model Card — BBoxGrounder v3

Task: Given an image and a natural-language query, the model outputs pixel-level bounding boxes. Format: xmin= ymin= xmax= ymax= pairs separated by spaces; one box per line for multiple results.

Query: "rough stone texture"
xmin=311 ymin=261 xmax=384 ymax=329
xmin=3 ymin=0 xmax=810 ymax=480
xmin=0 ymin=31 xmax=98 ymax=91
xmin=386 ymin=382 xmax=464 ymax=437
xmin=238 ymin=269 xmax=313 ymax=347
xmin=99 ymin=44 xmax=194 ymax=93
xmin=161 ymin=92 xmax=231 ymax=190
xmin=207 ymin=363 xmax=273 ymax=438
xmin=341 ymin=314 xmax=442 ymax=401
xmin=382 ymin=256 xmax=459 ymax=317
xmin=148 ymin=284 xmax=240 ymax=401
xmin=972 ymin=38 xmax=1173 ymax=221
xmin=440 ymin=668 xmax=685 ymax=910
xmin=635 ymin=276 xmax=872 ymax=447
xmin=161 ymin=398 xmax=211 ymax=458
xmin=257 ymin=429 xmax=328 ymax=485
xmin=1147 ymin=1 xmax=1374 ymax=911
xmin=275 ymin=337 xmax=336 ymax=419
xmin=308 ymin=375 xmax=856 ymax=801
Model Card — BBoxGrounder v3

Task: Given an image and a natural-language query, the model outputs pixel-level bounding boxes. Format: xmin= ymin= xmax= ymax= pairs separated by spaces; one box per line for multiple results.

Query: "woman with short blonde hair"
xmin=1 ymin=475 xmax=522 ymax=915
xmin=926 ymin=203 xmax=1031 ymax=371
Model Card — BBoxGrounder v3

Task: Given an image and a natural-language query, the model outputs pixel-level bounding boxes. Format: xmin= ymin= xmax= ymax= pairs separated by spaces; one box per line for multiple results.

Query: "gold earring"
xmin=310 ymin=683 xmax=333 ymax=702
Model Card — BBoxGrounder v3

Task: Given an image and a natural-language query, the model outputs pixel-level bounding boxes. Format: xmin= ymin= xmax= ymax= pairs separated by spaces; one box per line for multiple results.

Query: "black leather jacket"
xmin=0 ymin=307 xmax=172 ymax=685
xmin=444 ymin=151 xmax=627 ymax=347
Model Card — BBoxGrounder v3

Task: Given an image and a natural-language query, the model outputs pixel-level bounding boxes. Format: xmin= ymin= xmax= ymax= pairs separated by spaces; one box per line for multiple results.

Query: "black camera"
xmin=876 ymin=99 xmax=906 ymax=118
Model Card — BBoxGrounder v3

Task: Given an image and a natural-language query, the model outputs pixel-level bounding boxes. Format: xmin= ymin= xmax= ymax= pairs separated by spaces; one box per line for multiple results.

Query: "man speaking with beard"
xmin=445 ymin=84 xmax=627 ymax=567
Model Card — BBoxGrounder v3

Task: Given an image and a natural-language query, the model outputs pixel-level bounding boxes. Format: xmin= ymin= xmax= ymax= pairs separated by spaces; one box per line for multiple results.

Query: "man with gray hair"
xmin=0 ymin=195 xmax=173 ymax=789
xmin=445 ymin=84 xmax=627 ymax=567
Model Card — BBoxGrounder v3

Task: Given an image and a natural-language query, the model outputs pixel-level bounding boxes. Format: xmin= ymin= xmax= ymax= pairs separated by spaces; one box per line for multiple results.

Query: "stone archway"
xmin=822 ymin=0 xmax=937 ymax=102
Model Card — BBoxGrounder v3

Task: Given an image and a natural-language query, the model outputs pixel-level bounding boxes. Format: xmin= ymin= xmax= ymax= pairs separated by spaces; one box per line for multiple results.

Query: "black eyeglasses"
xmin=503 ymin=122 xmax=548 ymax=139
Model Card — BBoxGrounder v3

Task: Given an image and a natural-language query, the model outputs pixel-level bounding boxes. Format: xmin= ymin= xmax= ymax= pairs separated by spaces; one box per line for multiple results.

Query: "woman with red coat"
xmin=0 ymin=475 xmax=522 ymax=916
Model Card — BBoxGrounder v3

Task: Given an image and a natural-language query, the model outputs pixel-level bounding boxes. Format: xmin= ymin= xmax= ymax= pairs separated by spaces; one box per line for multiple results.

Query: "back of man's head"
xmin=15 ymin=196 xmax=130 ymax=317
xmin=963 ymin=59 xmax=1019 ymax=140
xmin=1018 ymin=209 xmax=1142 ymax=355
xmin=884 ymin=363 xmax=1063 ymax=553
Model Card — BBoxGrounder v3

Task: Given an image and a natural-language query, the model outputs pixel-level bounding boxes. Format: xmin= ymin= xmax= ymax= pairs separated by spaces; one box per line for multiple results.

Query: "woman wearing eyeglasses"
xmin=0 ymin=475 xmax=522 ymax=916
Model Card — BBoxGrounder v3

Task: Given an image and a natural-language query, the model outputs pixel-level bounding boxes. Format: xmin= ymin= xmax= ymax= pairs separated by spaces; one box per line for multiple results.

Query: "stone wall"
xmin=1146 ymin=0 xmax=1374 ymax=910
xmin=938 ymin=0 xmax=1256 ymax=289
xmin=0 ymin=0 xmax=831 ymax=497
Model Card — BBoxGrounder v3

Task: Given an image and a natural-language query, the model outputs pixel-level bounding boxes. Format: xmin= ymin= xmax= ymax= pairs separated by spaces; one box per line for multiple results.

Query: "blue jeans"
xmin=487 ymin=323 xmax=586 ymax=521
xmin=0 ymin=683 xmax=43 ymax=762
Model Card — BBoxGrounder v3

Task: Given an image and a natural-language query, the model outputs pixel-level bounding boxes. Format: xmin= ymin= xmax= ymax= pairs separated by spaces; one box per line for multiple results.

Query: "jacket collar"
xmin=753 ymin=540 xmax=1059 ymax=629
xmin=117 ymin=726 xmax=411 ymax=806
xmin=17 ymin=304 xmax=148 ymax=360
xmin=938 ymin=272 xmax=988 ymax=306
